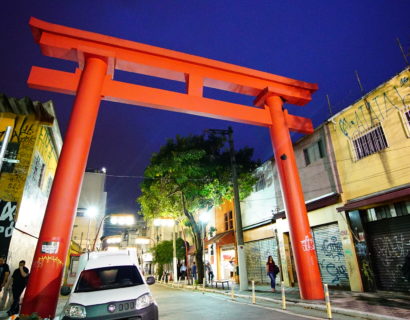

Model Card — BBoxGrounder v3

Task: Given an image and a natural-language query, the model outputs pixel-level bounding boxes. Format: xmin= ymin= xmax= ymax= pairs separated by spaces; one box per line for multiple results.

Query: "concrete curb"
xmin=156 ymin=281 xmax=407 ymax=320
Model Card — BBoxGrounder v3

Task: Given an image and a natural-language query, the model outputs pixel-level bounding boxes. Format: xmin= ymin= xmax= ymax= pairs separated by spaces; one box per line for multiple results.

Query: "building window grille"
xmin=351 ymin=124 xmax=388 ymax=161
xmin=402 ymin=109 xmax=410 ymax=137
xmin=303 ymin=140 xmax=325 ymax=166
xmin=224 ymin=211 xmax=233 ymax=231
xmin=394 ymin=201 xmax=410 ymax=216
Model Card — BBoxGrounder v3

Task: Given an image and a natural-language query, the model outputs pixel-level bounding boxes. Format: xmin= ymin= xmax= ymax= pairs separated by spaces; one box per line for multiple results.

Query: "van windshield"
xmin=75 ymin=265 xmax=144 ymax=292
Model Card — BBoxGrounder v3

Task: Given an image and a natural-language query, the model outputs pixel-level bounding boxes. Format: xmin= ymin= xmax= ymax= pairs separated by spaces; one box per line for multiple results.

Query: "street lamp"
xmin=199 ymin=210 xmax=210 ymax=284
xmin=92 ymin=213 xmax=135 ymax=251
xmin=205 ymin=126 xmax=249 ymax=290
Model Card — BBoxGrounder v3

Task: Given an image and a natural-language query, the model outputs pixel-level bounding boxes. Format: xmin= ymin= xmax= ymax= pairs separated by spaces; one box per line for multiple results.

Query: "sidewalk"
xmin=161 ymin=280 xmax=410 ymax=320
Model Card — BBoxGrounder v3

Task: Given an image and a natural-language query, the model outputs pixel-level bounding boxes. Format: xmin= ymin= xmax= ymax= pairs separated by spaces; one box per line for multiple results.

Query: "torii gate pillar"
xmin=255 ymin=91 xmax=324 ymax=300
xmin=20 ymin=56 xmax=108 ymax=317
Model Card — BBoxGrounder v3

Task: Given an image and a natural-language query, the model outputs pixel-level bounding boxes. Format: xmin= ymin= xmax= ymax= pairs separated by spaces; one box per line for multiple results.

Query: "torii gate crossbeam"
xmin=22 ymin=17 xmax=324 ymax=317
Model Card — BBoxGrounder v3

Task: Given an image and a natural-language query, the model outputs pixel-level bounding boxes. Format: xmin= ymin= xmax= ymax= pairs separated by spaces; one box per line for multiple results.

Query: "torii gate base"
xmin=21 ymin=18 xmax=324 ymax=318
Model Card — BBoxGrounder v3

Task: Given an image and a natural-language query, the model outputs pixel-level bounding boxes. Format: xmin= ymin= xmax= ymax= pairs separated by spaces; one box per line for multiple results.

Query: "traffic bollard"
xmin=324 ymin=284 xmax=332 ymax=319
xmin=281 ymin=281 xmax=286 ymax=310
xmin=252 ymin=280 xmax=256 ymax=304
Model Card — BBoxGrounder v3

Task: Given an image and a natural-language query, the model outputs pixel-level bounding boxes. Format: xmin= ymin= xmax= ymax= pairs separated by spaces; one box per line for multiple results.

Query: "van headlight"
xmin=135 ymin=293 xmax=155 ymax=310
xmin=64 ymin=304 xmax=86 ymax=318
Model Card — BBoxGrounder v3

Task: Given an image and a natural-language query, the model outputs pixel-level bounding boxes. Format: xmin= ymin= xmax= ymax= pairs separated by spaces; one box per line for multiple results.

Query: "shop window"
xmin=303 ymin=140 xmax=325 ymax=166
xmin=351 ymin=124 xmax=388 ymax=161
xmin=224 ymin=211 xmax=233 ymax=231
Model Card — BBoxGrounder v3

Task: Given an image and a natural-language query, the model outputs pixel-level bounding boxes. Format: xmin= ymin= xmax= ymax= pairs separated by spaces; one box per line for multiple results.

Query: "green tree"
xmin=151 ymin=238 xmax=186 ymax=278
xmin=138 ymin=134 xmax=259 ymax=284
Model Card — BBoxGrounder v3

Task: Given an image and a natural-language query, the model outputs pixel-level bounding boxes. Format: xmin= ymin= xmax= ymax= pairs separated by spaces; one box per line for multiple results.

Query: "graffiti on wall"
xmin=337 ymin=74 xmax=409 ymax=138
xmin=0 ymin=199 xmax=17 ymax=257
xmin=371 ymin=233 xmax=409 ymax=267
xmin=317 ymin=235 xmax=349 ymax=285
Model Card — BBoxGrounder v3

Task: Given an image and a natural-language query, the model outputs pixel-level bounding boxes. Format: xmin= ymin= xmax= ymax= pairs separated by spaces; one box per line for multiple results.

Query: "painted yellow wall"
xmin=328 ymin=68 xmax=410 ymax=201
xmin=0 ymin=114 xmax=40 ymax=203
xmin=243 ymin=224 xmax=274 ymax=242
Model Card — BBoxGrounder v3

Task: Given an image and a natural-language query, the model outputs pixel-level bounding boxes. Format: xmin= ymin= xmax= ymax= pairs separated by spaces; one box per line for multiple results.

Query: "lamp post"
xmin=205 ymin=127 xmax=248 ymax=290
xmin=92 ymin=214 xmax=135 ymax=251
xmin=199 ymin=210 xmax=210 ymax=284
xmin=85 ymin=207 xmax=98 ymax=251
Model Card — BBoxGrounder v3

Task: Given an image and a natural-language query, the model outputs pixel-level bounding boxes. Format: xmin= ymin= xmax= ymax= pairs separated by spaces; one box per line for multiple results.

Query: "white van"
xmin=59 ymin=250 xmax=158 ymax=320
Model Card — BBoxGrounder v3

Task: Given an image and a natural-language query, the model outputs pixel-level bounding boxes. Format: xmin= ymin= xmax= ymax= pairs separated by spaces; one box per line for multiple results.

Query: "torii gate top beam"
xmin=28 ymin=17 xmax=316 ymax=133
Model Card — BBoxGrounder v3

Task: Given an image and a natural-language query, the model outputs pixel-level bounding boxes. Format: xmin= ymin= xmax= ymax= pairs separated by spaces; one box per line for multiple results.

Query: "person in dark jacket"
xmin=266 ymin=256 xmax=279 ymax=292
xmin=7 ymin=260 xmax=29 ymax=316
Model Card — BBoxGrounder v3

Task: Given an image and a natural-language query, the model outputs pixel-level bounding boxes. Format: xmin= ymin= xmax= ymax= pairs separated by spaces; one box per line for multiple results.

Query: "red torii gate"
xmin=22 ymin=17 xmax=324 ymax=317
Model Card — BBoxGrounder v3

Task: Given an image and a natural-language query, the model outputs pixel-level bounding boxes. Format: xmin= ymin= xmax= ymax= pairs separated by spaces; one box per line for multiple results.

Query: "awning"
xmin=205 ymin=230 xmax=235 ymax=247
xmin=337 ymin=185 xmax=410 ymax=212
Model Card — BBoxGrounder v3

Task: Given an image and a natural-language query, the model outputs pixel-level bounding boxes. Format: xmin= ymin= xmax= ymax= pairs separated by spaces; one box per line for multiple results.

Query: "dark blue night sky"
xmin=1 ymin=1 xmax=409 ymax=213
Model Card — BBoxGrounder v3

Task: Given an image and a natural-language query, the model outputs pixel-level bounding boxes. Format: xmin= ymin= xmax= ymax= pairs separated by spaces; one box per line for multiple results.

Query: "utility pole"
xmin=205 ymin=127 xmax=248 ymax=290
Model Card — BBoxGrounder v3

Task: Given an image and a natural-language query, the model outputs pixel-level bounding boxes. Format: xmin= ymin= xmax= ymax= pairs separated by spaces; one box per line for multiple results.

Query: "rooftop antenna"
xmin=396 ymin=37 xmax=409 ymax=66
xmin=326 ymin=94 xmax=334 ymax=117
xmin=355 ymin=70 xmax=365 ymax=94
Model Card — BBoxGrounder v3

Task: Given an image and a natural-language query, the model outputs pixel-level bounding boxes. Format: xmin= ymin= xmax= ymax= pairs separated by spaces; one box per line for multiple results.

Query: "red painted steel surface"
xmin=260 ymin=93 xmax=324 ymax=299
xmin=21 ymin=56 xmax=108 ymax=317
xmin=22 ymin=17 xmax=324 ymax=317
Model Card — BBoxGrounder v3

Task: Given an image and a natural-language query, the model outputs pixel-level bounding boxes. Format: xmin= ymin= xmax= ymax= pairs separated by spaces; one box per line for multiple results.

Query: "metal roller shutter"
xmin=365 ymin=215 xmax=410 ymax=292
xmin=313 ymin=223 xmax=350 ymax=287
xmin=244 ymin=238 xmax=278 ymax=284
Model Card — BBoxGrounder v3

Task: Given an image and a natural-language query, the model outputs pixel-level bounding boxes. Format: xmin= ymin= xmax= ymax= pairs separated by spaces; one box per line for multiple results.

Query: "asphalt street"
xmin=151 ymin=284 xmax=324 ymax=320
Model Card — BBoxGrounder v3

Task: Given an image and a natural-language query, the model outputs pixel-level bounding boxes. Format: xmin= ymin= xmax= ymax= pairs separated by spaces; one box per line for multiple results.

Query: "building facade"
xmin=329 ymin=67 xmax=410 ymax=292
xmin=0 ymin=94 xmax=62 ymax=304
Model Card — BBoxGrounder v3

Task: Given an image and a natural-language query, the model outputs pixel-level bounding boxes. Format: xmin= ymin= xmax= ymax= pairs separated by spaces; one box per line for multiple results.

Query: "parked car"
xmin=58 ymin=250 xmax=158 ymax=320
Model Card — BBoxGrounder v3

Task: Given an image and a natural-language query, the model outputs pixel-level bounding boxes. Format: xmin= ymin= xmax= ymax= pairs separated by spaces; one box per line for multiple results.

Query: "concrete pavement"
xmin=1 ymin=281 xmax=409 ymax=319
xmin=159 ymin=279 xmax=410 ymax=320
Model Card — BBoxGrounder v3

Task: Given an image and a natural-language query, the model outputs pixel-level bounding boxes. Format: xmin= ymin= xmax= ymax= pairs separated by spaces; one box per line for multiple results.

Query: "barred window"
xmin=351 ymin=124 xmax=388 ymax=160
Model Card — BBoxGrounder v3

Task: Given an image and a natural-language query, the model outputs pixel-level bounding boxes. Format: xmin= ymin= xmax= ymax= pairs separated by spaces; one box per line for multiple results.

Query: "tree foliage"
xmin=138 ymin=133 xmax=259 ymax=282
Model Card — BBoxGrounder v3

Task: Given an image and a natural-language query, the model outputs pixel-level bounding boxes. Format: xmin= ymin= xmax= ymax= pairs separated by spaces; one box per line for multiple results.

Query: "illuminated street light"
xmin=92 ymin=213 xmax=136 ymax=250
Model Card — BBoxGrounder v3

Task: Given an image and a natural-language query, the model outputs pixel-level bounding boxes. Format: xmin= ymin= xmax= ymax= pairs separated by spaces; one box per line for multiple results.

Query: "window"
xmin=401 ymin=109 xmax=410 ymax=137
xmin=31 ymin=153 xmax=46 ymax=188
xmin=254 ymin=173 xmax=266 ymax=192
xmin=394 ymin=201 xmax=410 ymax=216
xmin=224 ymin=211 xmax=233 ymax=231
xmin=303 ymin=140 xmax=325 ymax=166
xmin=351 ymin=124 xmax=388 ymax=161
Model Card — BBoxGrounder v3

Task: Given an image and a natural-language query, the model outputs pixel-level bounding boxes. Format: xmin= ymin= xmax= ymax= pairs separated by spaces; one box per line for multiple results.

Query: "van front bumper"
xmin=62 ymin=302 xmax=158 ymax=320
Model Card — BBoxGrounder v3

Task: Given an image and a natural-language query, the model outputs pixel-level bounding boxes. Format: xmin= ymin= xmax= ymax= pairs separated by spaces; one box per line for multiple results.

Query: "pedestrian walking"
xmin=191 ymin=261 xmax=197 ymax=281
xmin=266 ymin=256 xmax=279 ymax=292
xmin=0 ymin=257 xmax=10 ymax=294
xmin=180 ymin=263 xmax=187 ymax=280
xmin=206 ymin=262 xmax=214 ymax=282
xmin=7 ymin=260 xmax=29 ymax=316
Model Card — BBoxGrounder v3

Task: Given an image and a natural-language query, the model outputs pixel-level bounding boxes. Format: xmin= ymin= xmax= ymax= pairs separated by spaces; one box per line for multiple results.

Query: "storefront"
xmin=342 ymin=189 xmax=410 ymax=292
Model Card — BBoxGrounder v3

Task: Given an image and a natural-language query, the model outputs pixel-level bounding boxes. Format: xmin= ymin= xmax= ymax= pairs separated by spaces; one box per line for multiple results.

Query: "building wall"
xmin=241 ymin=160 xmax=278 ymax=228
xmin=0 ymin=96 xmax=61 ymax=304
xmin=328 ymin=68 xmax=410 ymax=201
xmin=275 ymin=203 xmax=362 ymax=291
xmin=72 ymin=170 xmax=107 ymax=251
